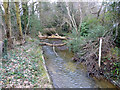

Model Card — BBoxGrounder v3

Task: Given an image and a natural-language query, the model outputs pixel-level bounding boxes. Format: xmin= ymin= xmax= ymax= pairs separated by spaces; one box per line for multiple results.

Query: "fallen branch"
xmin=38 ymin=32 xmax=67 ymax=40
xmin=38 ymin=35 xmax=67 ymax=40
xmin=53 ymin=42 xmax=58 ymax=56
xmin=40 ymin=42 xmax=67 ymax=47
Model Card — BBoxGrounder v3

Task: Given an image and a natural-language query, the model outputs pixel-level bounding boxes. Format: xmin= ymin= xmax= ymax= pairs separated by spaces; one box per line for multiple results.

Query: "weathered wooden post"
xmin=98 ymin=38 xmax=102 ymax=67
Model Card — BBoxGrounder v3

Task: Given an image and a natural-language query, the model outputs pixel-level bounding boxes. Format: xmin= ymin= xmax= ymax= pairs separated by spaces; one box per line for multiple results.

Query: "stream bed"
xmin=42 ymin=39 xmax=118 ymax=88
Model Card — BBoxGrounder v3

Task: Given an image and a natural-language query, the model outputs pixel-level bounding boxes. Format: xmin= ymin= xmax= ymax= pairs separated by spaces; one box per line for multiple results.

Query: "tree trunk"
xmin=97 ymin=4 xmax=103 ymax=19
xmin=0 ymin=10 xmax=2 ymax=58
xmin=3 ymin=2 xmax=13 ymax=49
xmin=38 ymin=2 xmax=42 ymax=23
xmin=66 ymin=2 xmax=78 ymax=34
xmin=32 ymin=2 xmax=35 ymax=15
xmin=22 ymin=2 xmax=29 ymax=35
xmin=15 ymin=2 xmax=23 ymax=40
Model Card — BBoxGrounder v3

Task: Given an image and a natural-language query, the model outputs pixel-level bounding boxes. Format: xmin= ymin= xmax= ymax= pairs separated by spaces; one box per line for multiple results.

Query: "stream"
xmin=42 ymin=39 xmax=118 ymax=88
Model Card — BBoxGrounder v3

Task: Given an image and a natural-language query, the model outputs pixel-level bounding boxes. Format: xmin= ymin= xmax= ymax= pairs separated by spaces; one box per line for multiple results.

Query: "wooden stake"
xmin=99 ymin=38 xmax=102 ymax=67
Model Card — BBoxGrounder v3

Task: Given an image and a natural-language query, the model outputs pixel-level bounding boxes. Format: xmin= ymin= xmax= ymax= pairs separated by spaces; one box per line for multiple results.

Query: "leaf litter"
xmin=2 ymin=38 xmax=52 ymax=88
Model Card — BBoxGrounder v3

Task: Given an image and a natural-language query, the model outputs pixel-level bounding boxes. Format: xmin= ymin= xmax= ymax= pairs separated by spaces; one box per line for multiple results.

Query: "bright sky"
xmin=0 ymin=0 xmax=114 ymax=2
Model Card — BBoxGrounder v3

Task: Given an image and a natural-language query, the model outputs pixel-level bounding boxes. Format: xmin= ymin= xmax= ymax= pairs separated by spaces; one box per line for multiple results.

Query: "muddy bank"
xmin=70 ymin=48 xmax=120 ymax=88
xmin=71 ymin=47 xmax=120 ymax=88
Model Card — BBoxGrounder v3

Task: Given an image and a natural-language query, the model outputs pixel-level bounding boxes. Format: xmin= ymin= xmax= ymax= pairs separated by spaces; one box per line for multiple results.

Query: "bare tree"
xmin=22 ymin=2 xmax=29 ymax=35
xmin=15 ymin=2 xmax=23 ymax=41
xmin=3 ymin=2 xmax=13 ymax=49
xmin=66 ymin=2 xmax=78 ymax=34
xmin=65 ymin=2 xmax=83 ymax=35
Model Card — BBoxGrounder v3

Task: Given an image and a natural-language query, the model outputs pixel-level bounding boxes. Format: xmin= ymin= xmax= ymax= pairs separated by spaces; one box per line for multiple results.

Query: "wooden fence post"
xmin=99 ymin=38 xmax=102 ymax=67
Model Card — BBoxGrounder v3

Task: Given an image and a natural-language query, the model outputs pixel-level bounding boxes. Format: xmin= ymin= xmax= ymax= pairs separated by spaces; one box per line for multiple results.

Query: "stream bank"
xmin=42 ymin=39 xmax=119 ymax=88
xmin=2 ymin=37 xmax=52 ymax=88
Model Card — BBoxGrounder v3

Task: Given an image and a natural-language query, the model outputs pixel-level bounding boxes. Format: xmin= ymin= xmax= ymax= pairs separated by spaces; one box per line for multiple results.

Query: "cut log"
xmin=40 ymin=42 xmax=67 ymax=47
xmin=38 ymin=32 xmax=67 ymax=40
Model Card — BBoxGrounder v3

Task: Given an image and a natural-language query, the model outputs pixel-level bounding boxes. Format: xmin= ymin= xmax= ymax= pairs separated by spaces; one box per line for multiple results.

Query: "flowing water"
xmin=42 ymin=40 xmax=118 ymax=88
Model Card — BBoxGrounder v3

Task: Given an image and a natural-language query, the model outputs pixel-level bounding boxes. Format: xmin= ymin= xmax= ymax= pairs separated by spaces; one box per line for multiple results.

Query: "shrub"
xmin=67 ymin=21 xmax=108 ymax=60
xmin=84 ymin=16 xmax=99 ymax=28
xmin=87 ymin=25 xmax=106 ymax=41
xmin=29 ymin=15 xmax=42 ymax=37
xmin=112 ymin=62 xmax=120 ymax=79
xmin=80 ymin=22 xmax=89 ymax=36
xmin=67 ymin=29 xmax=87 ymax=53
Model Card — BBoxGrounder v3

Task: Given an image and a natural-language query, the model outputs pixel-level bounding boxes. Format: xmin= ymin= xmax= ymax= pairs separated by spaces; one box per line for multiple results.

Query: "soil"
xmin=72 ymin=48 xmax=120 ymax=88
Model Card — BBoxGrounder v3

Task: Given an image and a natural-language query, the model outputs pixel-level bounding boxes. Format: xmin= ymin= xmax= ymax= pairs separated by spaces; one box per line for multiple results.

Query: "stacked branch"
xmin=78 ymin=36 xmax=113 ymax=77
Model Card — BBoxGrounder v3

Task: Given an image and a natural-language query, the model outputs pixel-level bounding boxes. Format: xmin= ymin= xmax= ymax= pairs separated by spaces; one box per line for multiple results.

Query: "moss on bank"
xmin=2 ymin=37 xmax=52 ymax=88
